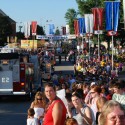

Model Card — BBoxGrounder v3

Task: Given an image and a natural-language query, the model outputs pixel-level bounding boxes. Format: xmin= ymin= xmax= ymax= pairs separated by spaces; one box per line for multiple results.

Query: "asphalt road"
xmin=0 ymin=96 xmax=32 ymax=125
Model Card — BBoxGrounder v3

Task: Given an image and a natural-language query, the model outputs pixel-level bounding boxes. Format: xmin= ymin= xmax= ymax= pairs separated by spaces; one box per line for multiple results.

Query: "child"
xmin=65 ymin=118 xmax=78 ymax=125
xmin=27 ymin=108 xmax=39 ymax=125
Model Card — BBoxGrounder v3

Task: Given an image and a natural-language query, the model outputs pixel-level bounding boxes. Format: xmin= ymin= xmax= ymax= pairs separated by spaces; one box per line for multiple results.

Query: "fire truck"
xmin=0 ymin=48 xmax=35 ymax=100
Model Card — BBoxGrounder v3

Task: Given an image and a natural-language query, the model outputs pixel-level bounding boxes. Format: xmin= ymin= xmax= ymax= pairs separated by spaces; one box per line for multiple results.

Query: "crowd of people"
xmin=25 ymin=44 xmax=125 ymax=125
xmin=26 ymin=76 xmax=125 ymax=125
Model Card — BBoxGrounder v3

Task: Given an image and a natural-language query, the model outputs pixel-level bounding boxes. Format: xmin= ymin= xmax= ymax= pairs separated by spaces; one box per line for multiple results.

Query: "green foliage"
xmin=55 ymin=27 xmax=60 ymax=35
xmin=37 ymin=25 xmax=45 ymax=35
xmin=16 ymin=32 xmax=24 ymax=40
xmin=65 ymin=8 xmax=78 ymax=34
xmin=76 ymin=0 xmax=104 ymax=16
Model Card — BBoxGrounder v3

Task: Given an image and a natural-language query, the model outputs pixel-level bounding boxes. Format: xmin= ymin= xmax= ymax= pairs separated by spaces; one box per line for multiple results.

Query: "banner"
xmin=123 ymin=0 xmax=125 ymax=28
xmin=31 ymin=21 xmax=37 ymax=36
xmin=49 ymin=24 xmax=55 ymax=35
xmin=78 ymin=18 xmax=86 ymax=35
xmin=24 ymin=22 xmax=31 ymax=38
xmin=92 ymin=8 xmax=104 ymax=30
xmin=66 ymin=25 xmax=70 ymax=34
xmin=62 ymin=26 xmax=66 ymax=35
xmin=85 ymin=14 xmax=94 ymax=34
xmin=21 ymin=40 xmax=37 ymax=49
xmin=105 ymin=1 xmax=120 ymax=31
xmin=74 ymin=20 xmax=79 ymax=36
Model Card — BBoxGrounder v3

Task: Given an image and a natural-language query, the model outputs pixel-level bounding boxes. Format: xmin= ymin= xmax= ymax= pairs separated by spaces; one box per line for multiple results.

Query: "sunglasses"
xmin=37 ymin=98 xmax=42 ymax=100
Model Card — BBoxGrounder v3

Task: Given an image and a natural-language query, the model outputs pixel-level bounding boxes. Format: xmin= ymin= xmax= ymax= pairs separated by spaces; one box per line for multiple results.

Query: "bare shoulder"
xmin=30 ymin=101 xmax=35 ymax=108
xmin=53 ymin=101 xmax=63 ymax=109
xmin=84 ymin=106 xmax=92 ymax=114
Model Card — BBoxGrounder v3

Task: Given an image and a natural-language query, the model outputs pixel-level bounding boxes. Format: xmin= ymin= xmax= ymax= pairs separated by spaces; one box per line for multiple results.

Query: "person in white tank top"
xmin=30 ymin=91 xmax=46 ymax=124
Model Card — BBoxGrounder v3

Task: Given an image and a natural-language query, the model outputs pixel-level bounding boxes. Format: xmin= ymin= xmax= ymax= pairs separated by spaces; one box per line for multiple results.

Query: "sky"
xmin=0 ymin=0 xmax=78 ymax=34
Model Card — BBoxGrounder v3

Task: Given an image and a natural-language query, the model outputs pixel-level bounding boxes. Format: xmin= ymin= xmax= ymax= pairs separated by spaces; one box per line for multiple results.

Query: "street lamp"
xmin=18 ymin=22 xmax=23 ymax=32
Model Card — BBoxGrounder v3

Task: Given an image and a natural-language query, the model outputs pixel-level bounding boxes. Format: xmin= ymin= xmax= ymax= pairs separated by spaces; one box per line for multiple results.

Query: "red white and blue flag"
xmin=74 ymin=20 xmax=79 ymax=36
xmin=31 ymin=21 xmax=37 ymax=36
xmin=78 ymin=18 xmax=86 ymax=35
xmin=105 ymin=1 xmax=120 ymax=32
xmin=123 ymin=0 xmax=125 ymax=28
xmin=92 ymin=8 xmax=104 ymax=30
xmin=84 ymin=14 xmax=94 ymax=34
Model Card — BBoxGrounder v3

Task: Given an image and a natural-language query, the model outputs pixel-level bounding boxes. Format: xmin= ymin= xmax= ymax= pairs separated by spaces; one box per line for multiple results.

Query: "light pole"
xmin=18 ymin=22 xmax=23 ymax=32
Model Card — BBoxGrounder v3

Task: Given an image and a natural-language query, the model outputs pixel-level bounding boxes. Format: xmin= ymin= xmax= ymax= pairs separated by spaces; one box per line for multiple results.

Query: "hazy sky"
xmin=0 ymin=0 xmax=78 ymax=34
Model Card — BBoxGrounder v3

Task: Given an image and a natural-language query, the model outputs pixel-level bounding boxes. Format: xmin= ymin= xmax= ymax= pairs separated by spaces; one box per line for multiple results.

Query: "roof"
xmin=0 ymin=9 xmax=16 ymax=23
xmin=0 ymin=9 xmax=7 ymax=16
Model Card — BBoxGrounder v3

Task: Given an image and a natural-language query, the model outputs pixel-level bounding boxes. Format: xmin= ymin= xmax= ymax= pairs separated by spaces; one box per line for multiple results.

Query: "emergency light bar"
xmin=1 ymin=60 xmax=9 ymax=64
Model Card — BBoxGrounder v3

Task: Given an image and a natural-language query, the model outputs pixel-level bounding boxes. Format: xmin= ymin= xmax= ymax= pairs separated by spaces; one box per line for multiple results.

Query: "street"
xmin=0 ymin=97 xmax=32 ymax=125
xmin=0 ymin=59 xmax=74 ymax=125
xmin=0 ymin=58 xmax=124 ymax=125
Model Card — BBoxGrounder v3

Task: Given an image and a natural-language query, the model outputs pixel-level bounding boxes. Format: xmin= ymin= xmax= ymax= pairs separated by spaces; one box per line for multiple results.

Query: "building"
xmin=0 ymin=9 xmax=16 ymax=35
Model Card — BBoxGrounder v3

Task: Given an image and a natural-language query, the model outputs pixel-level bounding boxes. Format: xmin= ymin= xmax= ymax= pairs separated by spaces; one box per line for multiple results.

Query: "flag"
xmin=74 ymin=20 xmax=79 ymax=36
xmin=105 ymin=1 xmax=120 ymax=31
xmin=78 ymin=18 xmax=86 ymax=35
xmin=31 ymin=21 xmax=37 ymax=35
xmin=66 ymin=25 xmax=70 ymax=34
xmin=62 ymin=26 xmax=66 ymax=35
xmin=123 ymin=0 xmax=125 ymax=28
xmin=92 ymin=8 xmax=104 ymax=30
xmin=24 ymin=22 xmax=31 ymax=38
xmin=85 ymin=14 xmax=94 ymax=34
xmin=49 ymin=24 xmax=55 ymax=35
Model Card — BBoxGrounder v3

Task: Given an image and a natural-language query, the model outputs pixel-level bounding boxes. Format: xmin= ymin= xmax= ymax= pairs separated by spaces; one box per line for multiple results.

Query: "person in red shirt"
xmin=43 ymin=83 xmax=67 ymax=125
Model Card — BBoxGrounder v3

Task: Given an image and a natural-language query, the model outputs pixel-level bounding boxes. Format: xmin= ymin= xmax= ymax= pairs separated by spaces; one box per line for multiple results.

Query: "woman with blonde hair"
xmin=99 ymin=100 xmax=125 ymax=125
xmin=30 ymin=91 xmax=46 ymax=124
xmin=89 ymin=85 xmax=102 ymax=120
xmin=96 ymin=97 xmax=107 ymax=125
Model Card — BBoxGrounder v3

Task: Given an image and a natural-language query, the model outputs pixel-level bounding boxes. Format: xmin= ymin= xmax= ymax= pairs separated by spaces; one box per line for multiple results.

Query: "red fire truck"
xmin=0 ymin=49 xmax=34 ymax=100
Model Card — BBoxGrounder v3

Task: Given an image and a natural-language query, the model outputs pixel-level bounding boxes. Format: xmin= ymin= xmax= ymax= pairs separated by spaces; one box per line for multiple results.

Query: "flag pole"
xmin=98 ymin=25 xmax=100 ymax=61
xmin=88 ymin=34 xmax=90 ymax=60
xmin=111 ymin=2 xmax=114 ymax=71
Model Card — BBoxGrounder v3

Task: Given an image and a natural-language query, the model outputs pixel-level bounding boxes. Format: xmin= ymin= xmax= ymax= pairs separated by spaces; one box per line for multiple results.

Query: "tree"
xmin=65 ymin=8 xmax=78 ymax=34
xmin=37 ymin=25 xmax=45 ymax=35
xmin=16 ymin=32 xmax=25 ymax=40
xmin=55 ymin=27 xmax=60 ymax=35
xmin=76 ymin=0 xmax=104 ymax=16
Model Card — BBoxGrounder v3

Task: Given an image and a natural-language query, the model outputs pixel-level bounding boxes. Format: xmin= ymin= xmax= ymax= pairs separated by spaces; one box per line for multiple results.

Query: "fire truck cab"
xmin=0 ymin=48 xmax=34 ymax=100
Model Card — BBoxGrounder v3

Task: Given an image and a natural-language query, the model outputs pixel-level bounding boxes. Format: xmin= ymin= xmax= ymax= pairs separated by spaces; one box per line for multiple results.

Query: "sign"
xmin=21 ymin=40 xmax=37 ymax=49
xmin=94 ymin=30 xmax=103 ymax=34
xmin=56 ymin=89 xmax=68 ymax=107
xmin=67 ymin=34 xmax=76 ymax=39
xmin=107 ymin=31 xmax=118 ymax=36
xmin=36 ymin=35 xmax=68 ymax=40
